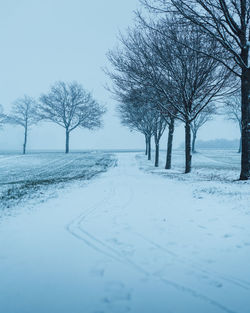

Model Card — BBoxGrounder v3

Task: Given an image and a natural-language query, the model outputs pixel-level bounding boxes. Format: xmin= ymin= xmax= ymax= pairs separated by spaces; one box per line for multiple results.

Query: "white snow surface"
xmin=0 ymin=151 xmax=249 ymax=313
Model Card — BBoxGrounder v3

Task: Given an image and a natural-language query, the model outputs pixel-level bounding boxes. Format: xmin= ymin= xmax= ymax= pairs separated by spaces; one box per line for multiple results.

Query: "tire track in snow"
xmin=133 ymin=231 xmax=250 ymax=291
xmin=65 ymin=179 xmax=124 ymax=263
xmin=65 ymin=165 xmax=239 ymax=313
xmin=66 ymin=176 xmax=148 ymax=275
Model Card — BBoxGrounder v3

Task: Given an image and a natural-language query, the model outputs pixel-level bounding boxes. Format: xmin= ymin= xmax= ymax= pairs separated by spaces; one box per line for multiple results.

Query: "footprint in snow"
xmin=198 ymin=225 xmax=207 ymax=229
xmin=198 ymin=274 xmax=223 ymax=288
xmin=108 ymin=238 xmax=135 ymax=257
xmin=209 ymin=280 xmax=223 ymax=288
xmin=91 ymin=267 xmax=105 ymax=277
xmin=90 ymin=261 xmax=107 ymax=277
xmin=224 ymin=234 xmax=232 ymax=238
xmin=102 ymin=281 xmax=132 ymax=313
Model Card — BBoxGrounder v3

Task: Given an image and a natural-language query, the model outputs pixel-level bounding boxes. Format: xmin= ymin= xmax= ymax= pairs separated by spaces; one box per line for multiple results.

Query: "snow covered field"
xmin=0 ymin=150 xmax=249 ymax=313
xmin=0 ymin=152 xmax=114 ymax=218
xmin=140 ymin=149 xmax=242 ymax=181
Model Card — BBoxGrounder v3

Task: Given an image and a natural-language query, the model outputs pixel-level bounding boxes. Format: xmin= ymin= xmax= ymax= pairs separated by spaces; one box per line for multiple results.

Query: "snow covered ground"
xmin=0 ymin=150 xmax=249 ymax=313
xmin=140 ymin=149 xmax=243 ymax=182
xmin=0 ymin=152 xmax=114 ymax=218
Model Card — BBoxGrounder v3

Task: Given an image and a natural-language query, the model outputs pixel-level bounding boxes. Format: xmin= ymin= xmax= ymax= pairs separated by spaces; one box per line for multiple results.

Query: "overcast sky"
xmin=0 ymin=0 xmax=240 ymax=152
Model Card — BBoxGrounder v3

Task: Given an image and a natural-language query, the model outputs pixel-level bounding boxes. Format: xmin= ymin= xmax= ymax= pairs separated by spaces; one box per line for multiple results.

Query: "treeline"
xmin=106 ymin=0 xmax=249 ymax=180
xmin=188 ymin=139 xmax=241 ymax=150
xmin=0 ymin=81 xmax=105 ymax=154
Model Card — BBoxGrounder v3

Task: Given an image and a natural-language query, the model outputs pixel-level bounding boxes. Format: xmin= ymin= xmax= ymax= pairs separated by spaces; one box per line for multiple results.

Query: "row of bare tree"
xmin=117 ymin=85 xmax=240 ymax=168
xmin=106 ymin=0 xmax=249 ymax=180
xmin=0 ymin=81 xmax=105 ymax=154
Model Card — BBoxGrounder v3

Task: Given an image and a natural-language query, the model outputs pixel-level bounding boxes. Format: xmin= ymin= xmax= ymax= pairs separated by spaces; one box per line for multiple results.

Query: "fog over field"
xmin=0 ymin=0 xmax=240 ymax=152
xmin=0 ymin=1 xmax=249 ymax=313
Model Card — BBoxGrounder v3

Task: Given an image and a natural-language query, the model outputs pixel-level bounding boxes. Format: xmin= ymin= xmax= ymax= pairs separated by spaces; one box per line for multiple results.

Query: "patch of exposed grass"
xmin=0 ymin=155 xmax=116 ymax=212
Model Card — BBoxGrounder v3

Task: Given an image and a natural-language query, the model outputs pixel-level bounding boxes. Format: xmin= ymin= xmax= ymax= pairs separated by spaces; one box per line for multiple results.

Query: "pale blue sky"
xmin=0 ymin=0 xmax=239 ymax=151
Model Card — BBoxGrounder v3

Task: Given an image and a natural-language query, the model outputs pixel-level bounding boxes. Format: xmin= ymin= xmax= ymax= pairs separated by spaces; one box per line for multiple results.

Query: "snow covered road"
xmin=0 ymin=153 xmax=249 ymax=313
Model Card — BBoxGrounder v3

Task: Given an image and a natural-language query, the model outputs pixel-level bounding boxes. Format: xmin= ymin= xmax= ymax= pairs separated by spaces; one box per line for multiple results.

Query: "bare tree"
xmin=122 ymin=87 xmax=168 ymax=166
xmin=107 ymin=28 xmax=176 ymax=169
xmin=0 ymin=104 xmax=7 ymax=151
xmin=0 ymin=104 xmax=7 ymax=128
xmin=8 ymin=96 xmax=38 ymax=154
xmin=143 ymin=21 xmax=233 ymax=173
xmin=39 ymin=81 xmax=105 ymax=153
xmin=191 ymin=104 xmax=217 ymax=153
xmin=141 ymin=0 xmax=250 ymax=179
xmin=153 ymin=111 xmax=167 ymax=166
xmin=108 ymin=20 xmax=234 ymax=173
xmin=165 ymin=116 xmax=175 ymax=169
xmin=117 ymin=92 xmax=155 ymax=161
xmin=223 ymin=92 xmax=242 ymax=152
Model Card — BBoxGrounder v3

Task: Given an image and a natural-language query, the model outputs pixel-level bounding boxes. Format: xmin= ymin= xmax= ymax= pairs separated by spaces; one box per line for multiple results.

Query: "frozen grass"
xmin=138 ymin=149 xmax=249 ymax=188
xmin=138 ymin=149 xmax=242 ymax=181
xmin=137 ymin=149 xmax=250 ymax=216
xmin=0 ymin=152 xmax=115 ymax=215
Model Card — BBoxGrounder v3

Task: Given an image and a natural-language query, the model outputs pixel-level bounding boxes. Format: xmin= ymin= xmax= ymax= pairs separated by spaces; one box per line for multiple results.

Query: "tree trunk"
xmin=165 ymin=118 xmax=174 ymax=169
xmin=148 ymin=136 xmax=151 ymax=161
xmin=185 ymin=121 xmax=192 ymax=174
xmin=238 ymin=137 xmax=242 ymax=153
xmin=240 ymin=66 xmax=250 ymax=180
xmin=23 ymin=126 xmax=27 ymax=155
xmin=145 ymin=135 xmax=148 ymax=155
xmin=238 ymin=123 xmax=242 ymax=153
xmin=65 ymin=129 xmax=70 ymax=154
xmin=155 ymin=140 xmax=159 ymax=167
xmin=191 ymin=130 xmax=197 ymax=153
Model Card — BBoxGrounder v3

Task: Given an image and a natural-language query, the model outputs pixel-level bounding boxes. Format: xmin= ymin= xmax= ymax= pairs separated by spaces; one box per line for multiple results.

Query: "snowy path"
xmin=0 ymin=153 xmax=249 ymax=313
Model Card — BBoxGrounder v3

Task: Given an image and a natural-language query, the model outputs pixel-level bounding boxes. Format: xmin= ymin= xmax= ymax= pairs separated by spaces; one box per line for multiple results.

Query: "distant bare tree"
xmin=8 ymin=96 xmax=38 ymax=154
xmin=0 ymin=104 xmax=7 ymax=128
xmin=39 ymin=81 xmax=105 ymax=153
xmin=140 ymin=0 xmax=249 ymax=179
xmin=123 ymin=87 xmax=168 ymax=166
xmin=191 ymin=104 xmax=216 ymax=153
xmin=107 ymin=28 xmax=176 ymax=169
xmin=0 ymin=104 xmax=7 ymax=151
xmin=118 ymin=93 xmax=155 ymax=161
xmin=223 ymin=92 xmax=242 ymax=153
